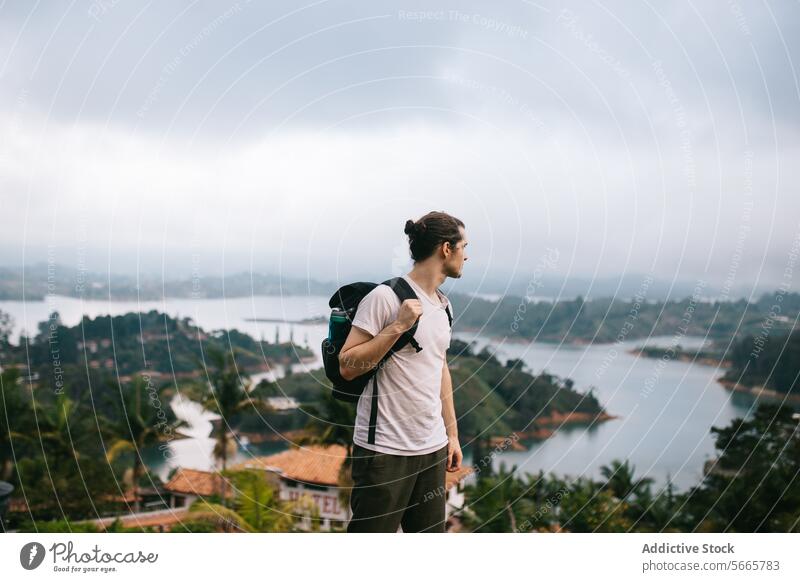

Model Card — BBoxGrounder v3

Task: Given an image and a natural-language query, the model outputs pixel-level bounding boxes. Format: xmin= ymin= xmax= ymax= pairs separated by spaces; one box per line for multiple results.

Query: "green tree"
xmin=558 ymin=478 xmax=632 ymax=532
xmin=462 ymin=465 xmax=535 ymax=532
xmin=686 ymin=404 xmax=800 ymax=532
xmin=177 ymin=470 xmax=301 ymax=532
xmin=102 ymin=375 xmax=188 ymax=512
xmin=0 ymin=369 xmax=29 ymax=482
xmin=229 ymin=469 xmax=296 ymax=532
xmin=198 ymin=348 xmax=273 ymax=504
xmin=14 ymin=393 xmax=118 ymax=522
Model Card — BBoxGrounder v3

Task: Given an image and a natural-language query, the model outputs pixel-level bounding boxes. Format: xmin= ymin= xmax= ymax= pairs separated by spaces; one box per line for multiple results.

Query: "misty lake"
xmin=0 ymin=295 xmax=757 ymax=491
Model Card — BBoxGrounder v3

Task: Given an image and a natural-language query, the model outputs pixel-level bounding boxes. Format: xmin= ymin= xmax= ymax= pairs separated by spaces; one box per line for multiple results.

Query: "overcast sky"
xmin=1 ymin=0 xmax=798 ymax=296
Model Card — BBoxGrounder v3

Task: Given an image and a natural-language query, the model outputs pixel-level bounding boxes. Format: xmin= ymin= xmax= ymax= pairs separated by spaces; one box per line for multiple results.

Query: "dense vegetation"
xmin=461 ymin=404 xmax=800 ymax=532
xmin=723 ymin=330 xmax=800 ymax=395
xmin=2 ymin=302 xmax=797 ymax=533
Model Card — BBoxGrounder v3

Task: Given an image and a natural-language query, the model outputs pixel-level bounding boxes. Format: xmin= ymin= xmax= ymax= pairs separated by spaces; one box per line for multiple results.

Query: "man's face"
xmin=443 ymin=226 xmax=468 ymax=278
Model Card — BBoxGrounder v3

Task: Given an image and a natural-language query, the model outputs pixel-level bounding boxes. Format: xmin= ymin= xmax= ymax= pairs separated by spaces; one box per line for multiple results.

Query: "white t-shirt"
xmin=350 ymin=274 xmax=453 ymax=455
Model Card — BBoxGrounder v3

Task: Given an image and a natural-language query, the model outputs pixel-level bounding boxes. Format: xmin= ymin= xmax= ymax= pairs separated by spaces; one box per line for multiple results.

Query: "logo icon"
xmin=20 ymin=542 xmax=46 ymax=570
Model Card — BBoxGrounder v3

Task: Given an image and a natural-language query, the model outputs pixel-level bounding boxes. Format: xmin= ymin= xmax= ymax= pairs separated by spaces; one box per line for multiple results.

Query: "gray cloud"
xmin=1 ymin=0 xmax=798 ymax=296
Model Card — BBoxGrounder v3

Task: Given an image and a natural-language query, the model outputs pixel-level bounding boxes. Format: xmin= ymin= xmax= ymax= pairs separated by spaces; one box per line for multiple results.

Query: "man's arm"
xmin=338 ymin=299 xmax=422 ymax=381
xmin=441 ymin=359 xmax=463 ymax=471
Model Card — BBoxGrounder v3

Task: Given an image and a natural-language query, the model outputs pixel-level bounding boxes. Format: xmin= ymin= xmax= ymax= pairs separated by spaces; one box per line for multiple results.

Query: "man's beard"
xmin=444 ymin=263 xmax=462 ymax=278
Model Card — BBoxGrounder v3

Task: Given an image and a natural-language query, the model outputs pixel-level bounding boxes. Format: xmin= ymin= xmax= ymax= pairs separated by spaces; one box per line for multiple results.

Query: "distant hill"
xmin=0 ymin=264 xmax=337 ymax=300
xmin=450 ymin=293 xmax=800 ymax=345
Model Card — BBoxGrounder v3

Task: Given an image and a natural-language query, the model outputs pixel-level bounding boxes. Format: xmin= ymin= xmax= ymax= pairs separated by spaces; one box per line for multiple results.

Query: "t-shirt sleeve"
xmin=351 ymin=286 xmax=395 ymax=338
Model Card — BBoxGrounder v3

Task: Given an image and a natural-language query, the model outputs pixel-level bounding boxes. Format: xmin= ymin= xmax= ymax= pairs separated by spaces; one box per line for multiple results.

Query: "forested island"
xmin=718 ymin=330 xmax=800 ymax=401
xmin=628 ymin=345 xmax=731 ymax=368
xmin=0 ymin=310 xmax=314 ymax=380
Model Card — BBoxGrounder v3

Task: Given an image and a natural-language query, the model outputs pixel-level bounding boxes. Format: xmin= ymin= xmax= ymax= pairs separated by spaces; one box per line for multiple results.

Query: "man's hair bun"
xmin=402 ymin=211 xmax=465 ymax=262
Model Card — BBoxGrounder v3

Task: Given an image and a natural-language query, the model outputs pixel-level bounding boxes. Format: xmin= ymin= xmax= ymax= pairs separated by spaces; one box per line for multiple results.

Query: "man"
xmin=340 ymin=211 xmax=468 ymax=533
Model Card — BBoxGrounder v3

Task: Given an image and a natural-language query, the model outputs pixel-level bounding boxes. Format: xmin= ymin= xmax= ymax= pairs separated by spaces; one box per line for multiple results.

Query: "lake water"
xmin=1 ymin=295 xmax=756 ymax=491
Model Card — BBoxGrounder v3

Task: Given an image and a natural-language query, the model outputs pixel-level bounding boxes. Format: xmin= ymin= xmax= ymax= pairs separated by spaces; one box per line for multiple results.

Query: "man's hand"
xmin=394 ymin=299 xmax=423 ymax=332
xmin=446 ymin=435 xmax=463 ymax=472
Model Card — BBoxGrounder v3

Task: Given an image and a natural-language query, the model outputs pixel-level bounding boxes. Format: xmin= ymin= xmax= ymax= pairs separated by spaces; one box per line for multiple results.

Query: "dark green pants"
xmin=347 ymin=443 xmax=448 ymax=533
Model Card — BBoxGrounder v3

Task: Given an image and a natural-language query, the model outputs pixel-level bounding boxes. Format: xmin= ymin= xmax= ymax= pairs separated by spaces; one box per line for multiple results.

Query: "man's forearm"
xmin=339 ymin=321 xmax=405 ymax=379
xmin=441 ymin=364 xmax=458 ymax=438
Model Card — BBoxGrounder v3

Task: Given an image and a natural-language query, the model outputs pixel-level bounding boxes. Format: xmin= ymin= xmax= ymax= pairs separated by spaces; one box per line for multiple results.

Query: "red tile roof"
xmin=230 ymin=444 xmax=347 ymax=486
xmin=163 ymin=468 xmax=234 ymax=498
xmin=232 ymin=444 xmax=474 ymax=490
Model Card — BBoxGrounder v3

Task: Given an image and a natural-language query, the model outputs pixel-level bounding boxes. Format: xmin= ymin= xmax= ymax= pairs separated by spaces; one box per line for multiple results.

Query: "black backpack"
xmin=321 ymin=277 xmax=453 ymax=443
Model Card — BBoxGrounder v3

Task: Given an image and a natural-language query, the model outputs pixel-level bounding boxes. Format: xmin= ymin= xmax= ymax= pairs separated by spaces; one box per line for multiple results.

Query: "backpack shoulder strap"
xmin=381 ymin=277 xmax=422 ymax=353
xmin=445 ymin=303 xmax=453 ymax=327
xmin=381 ymin=276 xmax=416 ymax=302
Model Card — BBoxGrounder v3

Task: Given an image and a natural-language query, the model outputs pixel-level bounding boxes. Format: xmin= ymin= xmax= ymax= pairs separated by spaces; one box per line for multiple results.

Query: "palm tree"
xmin=230 ymin=469 xmax=297 ymax=531
xmin=600 ymin=459 xmax=653 ymax=501
xmin=16 ymin=391 xmax=119 ymax=520
xmin=0 ymin=369 xmax=30 ymax=482
xmin=181 ymin=499 xmax=256 ymax=533
xmin=180 ymin=470 xmax=305 ymax=532
xmin=33 ymin=392 xmax=95 ymax=469
xmin=198 ymin=348 xmax=273 ymax=505
xmin=102 ymin=376 xmax=189 ymax=512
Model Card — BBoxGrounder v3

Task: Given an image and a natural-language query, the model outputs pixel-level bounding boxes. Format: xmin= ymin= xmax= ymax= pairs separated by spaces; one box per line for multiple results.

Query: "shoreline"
xmin=717 ymin=379 xmax=800 ymax=405
xmin=235 ymin=411 xmax=618 ymax=449
xmin=627 ymin=348 xmax=731 ymax=368
xmin=459 ymin=327 xmax=720 ymax=348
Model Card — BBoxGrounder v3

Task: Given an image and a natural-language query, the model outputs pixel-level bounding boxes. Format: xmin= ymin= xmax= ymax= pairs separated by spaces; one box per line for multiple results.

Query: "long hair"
xmin=404 ymin=211 xmax=465 ymax=262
